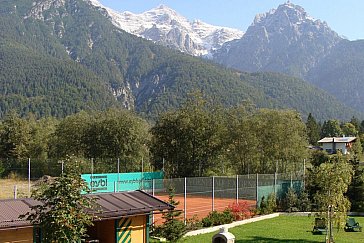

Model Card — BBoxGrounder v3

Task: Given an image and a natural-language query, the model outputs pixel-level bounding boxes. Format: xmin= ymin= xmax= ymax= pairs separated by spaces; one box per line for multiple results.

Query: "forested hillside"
xmin=307 ymin=40 xmax=364 ymax=113
xmin=0 ymin=40 xmax=120 ymax=117
xmin=0 ymin=0 xmax=360 ymax=120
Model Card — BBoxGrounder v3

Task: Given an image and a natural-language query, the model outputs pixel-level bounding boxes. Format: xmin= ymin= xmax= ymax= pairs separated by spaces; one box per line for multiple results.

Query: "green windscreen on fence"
xmin=257 ymin=180 xmax=302 ymax=206
xmin=81 ymin=171 xmax=164 ymax=193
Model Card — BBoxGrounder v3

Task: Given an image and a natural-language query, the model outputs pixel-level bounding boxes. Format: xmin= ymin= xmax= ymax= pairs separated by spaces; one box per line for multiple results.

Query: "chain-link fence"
xmin=142 ymin=172 xmax=303 ymax=224
xmin=0 ymin=158 xmax=148 ymax=180
xmin=0 ymin=157 xmax=303 ymax=224
xmin=0 ymin=157 xmax=149 ymax=199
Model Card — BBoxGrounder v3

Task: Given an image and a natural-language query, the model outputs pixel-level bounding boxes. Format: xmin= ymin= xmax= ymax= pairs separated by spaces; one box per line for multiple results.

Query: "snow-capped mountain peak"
xmin=252 ymin=2 xmax=317 ymax=28
xmin=88 ymin=1 xmax=244 ymax=56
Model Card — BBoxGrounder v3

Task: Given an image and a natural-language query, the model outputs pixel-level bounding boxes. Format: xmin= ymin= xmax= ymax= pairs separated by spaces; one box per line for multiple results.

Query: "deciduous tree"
xmin=151 ymin=94 xmax=226 ymax=177
xmin=308 ymin=155 xmax=353 ymax=229
xmin=22 ymin=156 xmax=95 ymax=242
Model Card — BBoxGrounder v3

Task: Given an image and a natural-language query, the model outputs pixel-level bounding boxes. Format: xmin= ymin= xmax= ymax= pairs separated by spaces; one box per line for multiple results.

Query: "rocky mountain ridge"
xmin=213 ymin=2 xmax=343 ymax=78
xmin=211 ymin=2 xmax=364 ymax=113
xmin=89 ymin=1 xmax=244 ymax=56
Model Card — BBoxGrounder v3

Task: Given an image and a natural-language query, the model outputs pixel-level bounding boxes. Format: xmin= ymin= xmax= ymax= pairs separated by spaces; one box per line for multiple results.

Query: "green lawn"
xmin=180 ymin=216 xmax=364 ymax=243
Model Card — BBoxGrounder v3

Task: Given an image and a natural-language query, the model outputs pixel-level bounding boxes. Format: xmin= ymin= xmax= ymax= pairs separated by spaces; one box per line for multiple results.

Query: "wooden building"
xmin=0 ymin=190 xmax=172 ymax=243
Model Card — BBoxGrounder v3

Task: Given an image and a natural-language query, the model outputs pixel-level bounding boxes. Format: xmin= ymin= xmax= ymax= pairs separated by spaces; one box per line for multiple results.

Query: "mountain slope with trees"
xmin=212 ymin=2 xmax=364 ymax=114
xmin=0 ymin=0 xmax=360 ymax=120
xmin=307 ymin=40 xmax=364 ymax=113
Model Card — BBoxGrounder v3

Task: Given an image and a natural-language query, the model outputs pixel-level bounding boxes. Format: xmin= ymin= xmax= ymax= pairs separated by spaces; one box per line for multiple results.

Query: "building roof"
xmin=318 ymin=137 xmax=357 ymax=143
xmin=0 ymin=190 xmax=173 ymax=230
xmin=0 ymin=198 xmax=40 ymax=229
xmin=89 ymin=190 xmax=173 ymax=220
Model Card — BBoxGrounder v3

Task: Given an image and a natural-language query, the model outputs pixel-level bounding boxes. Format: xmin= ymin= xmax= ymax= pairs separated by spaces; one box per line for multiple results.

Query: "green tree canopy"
xmin=341 ymin=122 xmax=358 ymax=136
xmin=306 ymin=113 xmax=321 ymax=145
xmin=151 ymin=93 xmax=226 ymax=177
xmin=0 ymin=112 xmax=32 ymax=159
xmin=321 ymin=120 xmax=343 ymax=137
xmin=347 ymin=157 xmax=364 ymax=212
xmin=22 ymin=156 xmax=95 ymax=242
xmin=308 ymin=155 xmax=353 ymax=229
xmin=227 ymin=109 xmax=308 ymax=174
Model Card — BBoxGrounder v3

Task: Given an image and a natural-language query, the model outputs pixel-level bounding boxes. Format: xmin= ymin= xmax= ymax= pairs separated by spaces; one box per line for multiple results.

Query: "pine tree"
xmin=306 ymin=113 xmax=321 ymax=145
xmin=347 ymin=158 xmax=364 ymax=212
xmin=160 ymin=187 xmax=186 ymax=242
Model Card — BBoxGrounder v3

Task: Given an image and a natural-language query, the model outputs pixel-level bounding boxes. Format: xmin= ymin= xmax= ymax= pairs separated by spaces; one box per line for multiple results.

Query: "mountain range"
xmin=91 ymin=2 xmax=244 ymax=57
xmin=0 ymin=0 xmax=361 ymax=121
xmin=212 ymin=3 xmax=364 ymax=114
xmin=98 ymin=1 xmax=364 ymax=115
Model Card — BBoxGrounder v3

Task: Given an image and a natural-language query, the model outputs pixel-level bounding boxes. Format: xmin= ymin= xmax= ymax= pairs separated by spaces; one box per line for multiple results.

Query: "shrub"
xmin=7 ymin=171 xmax=23 ymax=180
xmin=161 ymin=219 xmax=186 ymax=242
xmin=259 ymin=196 xmax=267 ymax=214
xmin=266 ymin=192 xmax=277 ymax=213
xmin=298 ymin=191 xmax=311 ymax=212
xmin=201 ymin=209 xmax=234 ymax=227
xmin=228 ymin=201 xmax=252 ymax=220
xmin=259 ymin=193 xmax=277 ymax=214
xmin=186 ymin=215 xmax=203 ymax=231
xmin=202 ymin=216 xmax=213 ymax=227
xmin=283 ymin=187 xmax=299 ymax=212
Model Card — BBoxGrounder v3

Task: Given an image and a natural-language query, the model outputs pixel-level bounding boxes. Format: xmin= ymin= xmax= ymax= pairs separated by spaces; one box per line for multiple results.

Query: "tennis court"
xmin=153 ymin=194 xmax=256 ymax=224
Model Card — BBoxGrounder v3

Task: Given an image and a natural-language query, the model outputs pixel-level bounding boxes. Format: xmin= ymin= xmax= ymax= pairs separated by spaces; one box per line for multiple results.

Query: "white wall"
xmin=322 ymin=142 xmax=348 ymax=154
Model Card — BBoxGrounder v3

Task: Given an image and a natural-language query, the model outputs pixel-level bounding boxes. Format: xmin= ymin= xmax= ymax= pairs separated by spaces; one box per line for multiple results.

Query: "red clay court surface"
xmin=152 ymin=195 xmax=256 ymax=225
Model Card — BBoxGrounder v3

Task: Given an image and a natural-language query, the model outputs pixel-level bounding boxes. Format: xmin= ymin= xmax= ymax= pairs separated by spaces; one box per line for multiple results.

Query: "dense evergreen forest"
xmin=307 ymin=40 xmax=364 ymax=113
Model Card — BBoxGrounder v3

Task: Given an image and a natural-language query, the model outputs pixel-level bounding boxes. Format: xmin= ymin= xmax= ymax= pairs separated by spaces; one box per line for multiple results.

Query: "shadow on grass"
xmin=235 ymin=236 xmax=321 ymax=243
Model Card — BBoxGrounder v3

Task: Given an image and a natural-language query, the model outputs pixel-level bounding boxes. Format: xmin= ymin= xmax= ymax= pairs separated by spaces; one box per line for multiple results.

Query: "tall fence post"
xmin=212 ymin=176 xmax=215 ymax=211
xmin=152 ymin=179 xmax=155 ymax=225
xmin=184 ymin=177 xmax=187 ymax=225
xmin=152 ymin=179 xmax=155 ymax=197
xmin=141 ymin=157 xmax=144 ymax=190
xmin=117 ymin=158 xmax=120 ymax=192
xmin=14 ymin=185 xmax=17 ymax=199
xmin=303 ymin=159 xmax=306 ymax=190
xmin=256 ymin=173 xmax=259 ymax=208
xmin=236 ymin=175 xmax=239 ymax=204
xmin=274 ymin=172 xmax=277 ymax=195
xmin=28 ymin=158 xmax=31 ymax=194
xmin=91 ymin=158 xmax=94 ymax=193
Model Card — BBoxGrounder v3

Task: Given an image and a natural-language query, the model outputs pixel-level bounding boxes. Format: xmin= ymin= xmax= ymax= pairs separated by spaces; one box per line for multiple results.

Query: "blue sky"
xmin=98 ymin=0 xmax=364 ymax=40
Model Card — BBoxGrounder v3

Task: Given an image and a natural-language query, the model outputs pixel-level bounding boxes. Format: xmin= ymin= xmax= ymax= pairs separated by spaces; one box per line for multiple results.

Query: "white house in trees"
xmin=317 ymin=137 xmax=357 ymax=154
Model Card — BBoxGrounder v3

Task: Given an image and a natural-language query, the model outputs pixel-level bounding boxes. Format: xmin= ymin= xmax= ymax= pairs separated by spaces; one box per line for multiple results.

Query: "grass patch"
xmin=0 ymin=178 xmax=31 ymax=199
xmin=181 ymin=215 xmax=364 ymax=243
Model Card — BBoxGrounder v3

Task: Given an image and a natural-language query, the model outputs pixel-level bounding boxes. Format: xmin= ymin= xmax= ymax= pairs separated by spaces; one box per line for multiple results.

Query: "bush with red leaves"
xmin=227 ymin=201 xmax=252 ymax=221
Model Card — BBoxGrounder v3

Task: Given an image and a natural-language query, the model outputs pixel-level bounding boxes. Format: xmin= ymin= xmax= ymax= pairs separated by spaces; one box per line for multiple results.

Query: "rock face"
xmin=213 ymin=2 xmax=343 ymax=78
xmin=96 ymin=4 xmax=244 ymax=56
